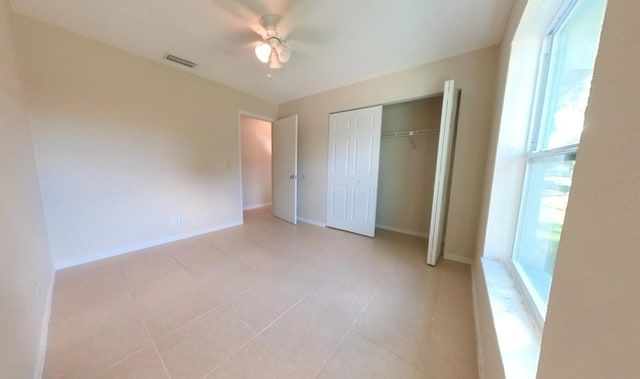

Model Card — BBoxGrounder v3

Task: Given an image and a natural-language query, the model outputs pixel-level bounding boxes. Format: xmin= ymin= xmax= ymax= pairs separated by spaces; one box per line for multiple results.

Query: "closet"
xmin=326 ymin=80 xmax=458 ymax=265
xmin=376 ymin=96 xmax=443 ymax=238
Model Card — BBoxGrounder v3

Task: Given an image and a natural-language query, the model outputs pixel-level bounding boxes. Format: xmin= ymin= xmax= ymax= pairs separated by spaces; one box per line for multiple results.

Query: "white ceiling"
xmin=10 ymin=0 xmax=514 ymax=103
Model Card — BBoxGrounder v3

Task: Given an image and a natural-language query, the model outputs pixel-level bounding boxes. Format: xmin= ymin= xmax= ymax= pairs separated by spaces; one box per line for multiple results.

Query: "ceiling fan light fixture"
xmin=255 ymin=14 xmax=291 ymax=69
xmin=255 ymin=42 xmax=272 ymax=63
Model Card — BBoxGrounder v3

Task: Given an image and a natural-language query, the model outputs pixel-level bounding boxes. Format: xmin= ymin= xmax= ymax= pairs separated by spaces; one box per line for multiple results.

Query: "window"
xmin=512 ymin=0 xmax=607 ymax=319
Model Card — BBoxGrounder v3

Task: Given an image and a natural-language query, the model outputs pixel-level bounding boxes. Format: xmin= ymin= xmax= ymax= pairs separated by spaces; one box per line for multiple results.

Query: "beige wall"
xmin=377 ymin=98 xmax=441 ymax=236
xmin=279 ymin=46 xmax=499 ymax=260
xmin=0 ymin=1 xmax=53 ymax=377
xmin=12 ymin=14 xmax=278 ymax=266
xmin=537 ymin=0 xmax=640 ymax=377
xmin=241 ymin=116 xmax=272 ymax=209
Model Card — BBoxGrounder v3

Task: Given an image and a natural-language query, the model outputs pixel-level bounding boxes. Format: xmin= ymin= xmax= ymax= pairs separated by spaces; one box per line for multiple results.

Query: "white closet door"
xmin=427 ymin=80 xmax=459 ymax=265
xmin=272 ymin=115 xmax=298 ymax=224
xmin=326 ymin=106 xmax=383 ymax=237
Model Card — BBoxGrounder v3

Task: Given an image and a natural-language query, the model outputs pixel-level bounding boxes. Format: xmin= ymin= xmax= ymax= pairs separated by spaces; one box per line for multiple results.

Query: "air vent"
xmin=163 ymin=54 xmax=197 ymax=68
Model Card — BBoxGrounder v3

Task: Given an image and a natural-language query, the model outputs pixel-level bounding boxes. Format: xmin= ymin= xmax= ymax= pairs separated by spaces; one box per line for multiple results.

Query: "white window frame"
xmin=509 ymin=0 xmax=595 ymax=326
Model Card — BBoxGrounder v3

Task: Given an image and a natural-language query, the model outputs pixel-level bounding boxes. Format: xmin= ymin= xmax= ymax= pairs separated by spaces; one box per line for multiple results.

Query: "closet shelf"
xmin=381 ymin=129 xmax=439 ymax=137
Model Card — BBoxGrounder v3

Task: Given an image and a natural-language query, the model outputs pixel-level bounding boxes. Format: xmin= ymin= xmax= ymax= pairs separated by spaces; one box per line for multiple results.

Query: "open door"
xmin=427 ymin=80 xmax=459 ymax=266
xmin=272 ymin=115 xmax=298 ymax=224
xmin=326 ymin=106 xmax=383 ymax=237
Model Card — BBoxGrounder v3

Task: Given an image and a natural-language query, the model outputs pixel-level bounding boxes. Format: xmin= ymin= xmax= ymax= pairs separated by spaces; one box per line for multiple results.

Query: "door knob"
xmin=289 ymin=174 xmax=297 ymax=179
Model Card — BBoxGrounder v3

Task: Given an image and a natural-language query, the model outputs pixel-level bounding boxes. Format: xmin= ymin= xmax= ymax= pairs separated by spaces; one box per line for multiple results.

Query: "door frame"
xmin=237 ymin=111 xmax=274 ymax=224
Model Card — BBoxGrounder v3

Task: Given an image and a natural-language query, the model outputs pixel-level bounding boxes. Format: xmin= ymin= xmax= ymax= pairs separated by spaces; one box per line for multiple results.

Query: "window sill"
xmin=481 ymin=258 xmax=541 ymax=379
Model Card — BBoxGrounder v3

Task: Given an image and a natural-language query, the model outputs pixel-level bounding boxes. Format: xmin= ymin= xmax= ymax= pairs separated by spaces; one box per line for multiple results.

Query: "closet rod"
xmin=381 ymin=128 xmax=439 ymax=137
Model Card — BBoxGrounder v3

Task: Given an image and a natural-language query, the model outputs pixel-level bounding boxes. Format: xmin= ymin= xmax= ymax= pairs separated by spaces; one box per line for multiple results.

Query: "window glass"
xmin=513 ymin=154 xmax=575 ymax=305
xmin=537 ymin=0 xmax=607 ymax=151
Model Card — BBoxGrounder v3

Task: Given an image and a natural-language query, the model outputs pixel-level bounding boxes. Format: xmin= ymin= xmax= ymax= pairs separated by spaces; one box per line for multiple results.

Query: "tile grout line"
xmin=147 ymin=250 xmax=310 ymax=344
xmin=92 ymin=347 xmax=145 ymax=377
xmin=90 ymin=307 xmax=172 ymax=379
xmin=357 ymin=264 xmax=447 ymax=375
xmin=225 ymin=226 xmax=315 ymax=267
xmin=199 ymin=278 xmax=327 ymax=379
xmin=311 ymin=244 xmax=443 ymax=376
xmin=167 ymin=237 xmax=252 ymax=284
xmin=140 ymin=259 xmax=282 ymax=342
xmin=135 ymin=306 xmax=173 ymax=379
xmin=101 ymin=228 xmax=298 ymax=378
xmin=429 ymin=271 xmax=448 ymax=346
xmin=166 ymin=250 xmax=200 ymax=282
xmin=47 ymin=294 xmax=138 ymax=348
xmin=115 ymin=253 xmax=199 ymax=312
xmin=312 ymin=260 xmax=399 ymax=379
xmin=51 ymin=262 xmax=132 ymax=343
xmin=149 ymin=276 xmax=264 ymax=342
xmin=149 ymin=238 xmax=318 ymax=349
xmin=356 ymin=329 xmax=430 ymax=374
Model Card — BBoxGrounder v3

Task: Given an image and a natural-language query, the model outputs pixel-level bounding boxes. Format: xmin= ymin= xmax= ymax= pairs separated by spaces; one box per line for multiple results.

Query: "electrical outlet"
xmin=169 ymin=218 xmax=177 ymax=226
xmin=177 ymin=217 xmax=184 ymax=225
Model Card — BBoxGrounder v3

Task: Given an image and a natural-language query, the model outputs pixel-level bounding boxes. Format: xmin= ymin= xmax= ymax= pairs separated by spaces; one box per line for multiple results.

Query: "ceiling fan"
xmin=254 ymin=14 xmax=292 ymax=69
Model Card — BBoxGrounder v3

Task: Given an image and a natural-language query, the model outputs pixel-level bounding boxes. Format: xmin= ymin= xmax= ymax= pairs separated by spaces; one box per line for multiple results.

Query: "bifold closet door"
xmin=326 ymin=106 xmax=383 ymax=237
xmin=427 ymin=79 xmax=458 ymax=266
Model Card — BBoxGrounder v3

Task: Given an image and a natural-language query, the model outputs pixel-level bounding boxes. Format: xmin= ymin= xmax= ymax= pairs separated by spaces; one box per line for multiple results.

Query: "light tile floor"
xmin=44 ymin=207 xmax=478 ymax=378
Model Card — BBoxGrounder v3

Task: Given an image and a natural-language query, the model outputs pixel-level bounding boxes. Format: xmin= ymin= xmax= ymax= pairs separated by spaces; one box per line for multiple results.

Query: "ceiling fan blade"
xmin=212 ymin=0 xmax=279 ymax=24
xmin=226 ymin=28 xmax=261 ymax=46
xmin=209 ymin=0 xmax=267 ymax=58
xmin=211 ymin=0 xmax=264 ymax=35
xmin=285 ymin=26 xmax=330 ymax=51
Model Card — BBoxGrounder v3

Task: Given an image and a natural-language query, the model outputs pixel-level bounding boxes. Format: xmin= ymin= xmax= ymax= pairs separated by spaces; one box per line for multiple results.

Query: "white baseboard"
xmin=443 ymin=252 xmax=473 ymax=265
xmin=243 ymin=202 xmax=272 ymax=210
xmin=375 ymin=224 xmax=428 ymax=238
xmin=297 ymin=217 xmax=326 ymax=228
xmin=53 ymin=221 xmax=242 ymax=270
xmin=35 ymin=274 xmax=54 ymax=379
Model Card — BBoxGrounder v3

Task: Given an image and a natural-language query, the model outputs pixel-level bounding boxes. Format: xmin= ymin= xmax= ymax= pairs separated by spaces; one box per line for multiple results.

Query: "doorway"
xmin=239 ymin=113 xmax=299 ymax=224
xmin=376 ymin=95 xmax=443 ymax=238
xmin=240 ymin=115 xmax=272 ymax=217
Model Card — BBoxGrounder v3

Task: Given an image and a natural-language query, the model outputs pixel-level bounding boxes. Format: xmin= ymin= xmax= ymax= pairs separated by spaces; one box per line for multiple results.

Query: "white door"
xmin=427 ymin=80 xmax=459 ymax=266
xmin=272 ymin=115 xmax=298 ymax=224
xmin=326 ymin=106 xmax=383 ymax=237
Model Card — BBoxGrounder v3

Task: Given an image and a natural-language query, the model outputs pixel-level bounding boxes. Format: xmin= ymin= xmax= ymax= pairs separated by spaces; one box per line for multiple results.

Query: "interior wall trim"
xmin=375 ymin=224 xmax=428 ymax=238
xmin=443 ymin=252 xmax=473 ymax=265
xmin=243 ymin=202 xmax=272 ymax=211
xmin=297 ymin=217 xmax=326 ymax=228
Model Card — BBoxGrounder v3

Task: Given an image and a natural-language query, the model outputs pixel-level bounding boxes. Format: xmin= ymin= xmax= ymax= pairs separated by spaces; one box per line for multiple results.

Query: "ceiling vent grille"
xmin=163 ymin=54 xmax=197 ymax=68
